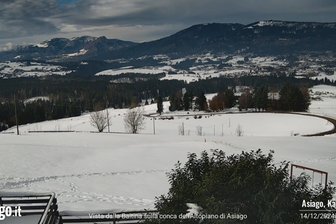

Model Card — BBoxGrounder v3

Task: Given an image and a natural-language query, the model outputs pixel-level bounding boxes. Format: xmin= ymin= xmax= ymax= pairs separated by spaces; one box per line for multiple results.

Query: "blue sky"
xmin=0 ymin=0 xmax=335 ymax=50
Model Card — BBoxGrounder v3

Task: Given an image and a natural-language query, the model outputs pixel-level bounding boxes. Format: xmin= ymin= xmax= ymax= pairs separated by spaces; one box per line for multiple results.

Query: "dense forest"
xmin=0 ymin=75 xmax=333 ymax=131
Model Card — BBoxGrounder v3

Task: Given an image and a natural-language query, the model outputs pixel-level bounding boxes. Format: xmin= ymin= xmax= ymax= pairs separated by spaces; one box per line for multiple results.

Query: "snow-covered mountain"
xmin=0 ymin=36 xmax=136 ymax=61
xmin=117 ymin=20 xmax=336 ymax=58
xmin=0 ymin=20 xmax=335 ymax=62
xmin=0 ymin=20 xmax=335 ymax=80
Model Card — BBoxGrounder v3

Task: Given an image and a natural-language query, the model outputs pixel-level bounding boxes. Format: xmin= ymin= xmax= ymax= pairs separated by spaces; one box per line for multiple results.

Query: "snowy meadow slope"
xmin=309 ymin=85 xmax=336 ymax=117
xmin=0 ymin=85 xmax=335 ymax=211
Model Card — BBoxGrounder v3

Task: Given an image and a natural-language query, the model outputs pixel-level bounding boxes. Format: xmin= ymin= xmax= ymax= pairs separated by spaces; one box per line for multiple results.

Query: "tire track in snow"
xmin=211 ymin=140 xmax=247 ymax=151
xmin=58 ymin=191 xmax=154 ymax=207
xmin=0 ymin=169 xmax=167 ymax=189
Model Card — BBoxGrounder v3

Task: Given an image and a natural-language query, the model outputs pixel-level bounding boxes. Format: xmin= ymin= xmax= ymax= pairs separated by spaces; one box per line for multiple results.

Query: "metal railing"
xmin=1 ymin=192 xmax=158 ymax=224
xmin=290 ymin=164 xmax=328 ymax=188
xmin=0 ymin=192 xmax=59 ymax=224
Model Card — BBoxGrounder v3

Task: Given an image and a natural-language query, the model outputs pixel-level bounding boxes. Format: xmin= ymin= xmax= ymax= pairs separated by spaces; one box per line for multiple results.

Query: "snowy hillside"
xmin=1 ymin=93 xmax=335 ymax=211
xmin=95 ymin=66 xmax=175 ymax=76
xmin=11 ymin=108 xmax=333 ymax=137
xmin=312 ymin=72 xmax=336 ymax=82
xmin=0 ymin=61 xmax=71 ymax=78
xmin=309 ymin=85 xmax=336 ymax=117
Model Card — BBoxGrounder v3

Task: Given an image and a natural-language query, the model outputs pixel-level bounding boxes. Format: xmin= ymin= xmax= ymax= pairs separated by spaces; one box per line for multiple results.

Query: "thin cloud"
xmin=0 ymin=0 xmax=60 ymax=39
xmin=0 ymin=0 xmax=335 ymax=46
xmin=67 ymin=0 xmax=336 ymax=26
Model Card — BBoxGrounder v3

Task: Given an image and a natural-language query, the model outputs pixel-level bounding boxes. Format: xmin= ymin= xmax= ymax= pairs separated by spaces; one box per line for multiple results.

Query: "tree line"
xmin=238 ymin=85 xmax=310 ymax=112
xmin=166 ymin=84 xmax=310 ymax=113
xmin=168 ymin=89 xmax=236 ymax=112
xmin=0 ymin=75 xmax=324 ymax=131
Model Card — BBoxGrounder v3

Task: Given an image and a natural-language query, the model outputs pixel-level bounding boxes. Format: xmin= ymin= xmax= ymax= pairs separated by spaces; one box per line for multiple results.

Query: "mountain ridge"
xmin=0 ymin=20 xmax=335 ymax=62
xmin=119 ymin=20 xmax=336 ymax=57
xmin=0 ymin=36 xmax=137 ymax=61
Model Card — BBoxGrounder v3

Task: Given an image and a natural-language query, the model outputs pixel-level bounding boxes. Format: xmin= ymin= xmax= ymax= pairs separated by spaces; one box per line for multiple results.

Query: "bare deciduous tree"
xmin=124 ymin=107 xmax=145 ymax=134
xmin=196 ymin=126 xmax=203 ymax=136
xmin=236 ymin=124 xmax=244 ymax=137
xmin=90 ymin=111 xmax=111 ymax=132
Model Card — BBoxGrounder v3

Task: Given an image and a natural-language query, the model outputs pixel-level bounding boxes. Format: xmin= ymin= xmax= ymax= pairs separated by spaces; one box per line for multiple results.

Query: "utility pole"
xmin=106 ymin=100 xmax=110 ymax=133
xmin=14 ymin=93 xmax=19 ymax=135
xmin=182 ymin=122 xmax=184 ymax=136
xmin=153 ymin=117 xmax=156 ymax=135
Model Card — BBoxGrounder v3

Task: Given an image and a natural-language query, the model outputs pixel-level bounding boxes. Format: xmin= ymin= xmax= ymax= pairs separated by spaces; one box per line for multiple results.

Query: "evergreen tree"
xmin=182 ymin=91 xmax=192 ymax=111
xmin=280 ymin=85 xmax=310 ymax=111
xmin=223 ymin=89 xmax=235 ymax=108
xmin=169 ymin=95 xmax=177 ymax=111
xmin=195 ymin=92 xmax=208 ymax=111
xmin=254 ymin=86 xmax=269 ymax=111
xmin=156 ymin=96 xmax=163 ymax=114
xmin=169 ymin=91 xmax=183 ymax=111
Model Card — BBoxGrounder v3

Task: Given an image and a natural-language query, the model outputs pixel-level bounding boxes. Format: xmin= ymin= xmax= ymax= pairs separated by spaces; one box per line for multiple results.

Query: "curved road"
xmin=295 ymin=113 xmax=336 ymax=137
xmin=146 ymin=111 xmax=336 ymax=137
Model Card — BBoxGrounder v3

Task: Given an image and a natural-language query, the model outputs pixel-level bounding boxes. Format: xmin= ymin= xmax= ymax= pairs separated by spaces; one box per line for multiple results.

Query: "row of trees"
xmin=90 ymin=107 xmax=145 ymax=134
xmin=238 ymin=85 xmax=310 ymax=112
xmin=167 ymin=84 xmax=310 ymax=113
xmin=168 ymin=89 xmax=236 ymax=112
xmin=239 ymin=86 xmax=269 ymax=111
xmin=0 ymin=98 xmax=82 ymax=130
xmin=0 ymin=74 xmax=312 ymax=131
xmin=168 ymin=91 xmax=192 ymax=111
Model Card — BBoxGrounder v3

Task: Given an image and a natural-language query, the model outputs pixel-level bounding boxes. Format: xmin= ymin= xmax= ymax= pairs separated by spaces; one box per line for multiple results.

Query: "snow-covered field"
xmin=311 ymin=72 xmax=336 ymax=82
xmin=1 ymin=133 xmax=335 ymax=212
xmin=0 ymin=61 xmax=71 ymax=78
xmin=309 ymin=85 xmax=336 ymax=117
xmin=95 ymin=66 xmax=175 ymax=76
xmin=12 ymin=108 xmax=333 ymax=137
xmin=0 ymin=85 xmax=335 ymax=212
xmin=95 ymin=55 xmax=292 ymax=83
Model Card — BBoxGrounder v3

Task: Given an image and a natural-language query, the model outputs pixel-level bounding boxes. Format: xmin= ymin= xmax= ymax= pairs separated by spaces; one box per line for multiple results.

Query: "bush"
xmin=151 ymin=150 xmax=335 ymax=224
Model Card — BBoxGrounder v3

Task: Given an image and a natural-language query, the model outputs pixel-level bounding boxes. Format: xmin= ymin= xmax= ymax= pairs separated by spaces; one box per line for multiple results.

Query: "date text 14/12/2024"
xmin=300 ymin=199 xmax=336 ymax=221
